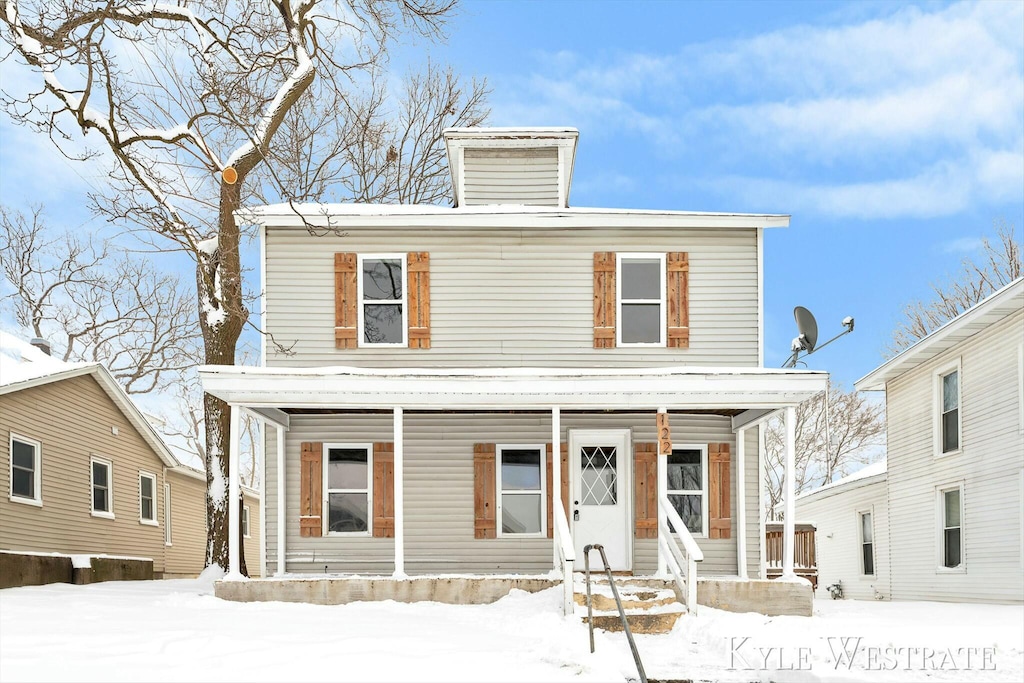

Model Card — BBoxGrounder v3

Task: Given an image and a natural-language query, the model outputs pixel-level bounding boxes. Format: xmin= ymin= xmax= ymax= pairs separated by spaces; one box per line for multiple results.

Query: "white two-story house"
xmin=201 ymin=127 xmax=827 ymax=615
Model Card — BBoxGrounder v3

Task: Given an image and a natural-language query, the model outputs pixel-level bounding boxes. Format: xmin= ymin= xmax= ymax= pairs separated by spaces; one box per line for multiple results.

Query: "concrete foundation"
xmin=0 ymin=552 xmax=153 ymax=589
xmin=697 ymin=577 xmax=813 ymax=616
xmin=215 ymin=576 xmax=559 ymax=605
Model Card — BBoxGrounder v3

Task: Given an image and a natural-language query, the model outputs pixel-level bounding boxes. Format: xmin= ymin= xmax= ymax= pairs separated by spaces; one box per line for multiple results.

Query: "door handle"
xmin=573 ymin=509 xmax=580 ymax=521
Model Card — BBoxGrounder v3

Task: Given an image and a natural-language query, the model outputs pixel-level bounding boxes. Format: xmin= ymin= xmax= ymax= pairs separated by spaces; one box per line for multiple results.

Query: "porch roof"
xmin=198 ymin=364 xmax=828 ymax=411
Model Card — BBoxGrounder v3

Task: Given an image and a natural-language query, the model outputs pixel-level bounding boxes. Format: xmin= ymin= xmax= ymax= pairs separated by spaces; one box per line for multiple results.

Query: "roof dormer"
xmin=444 ymin=127 xmax=579 ymax=208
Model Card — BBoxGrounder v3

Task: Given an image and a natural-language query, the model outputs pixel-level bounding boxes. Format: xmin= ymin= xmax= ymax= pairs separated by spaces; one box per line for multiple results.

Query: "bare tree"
xmin=1 ymin=0 xmax=483 ymax=570
xmin=888 ymin=221 xmax=1021 ymax=356
xmin=0 ymin=204 xmax=197 ymax=393
xmin=764 ymin=383 xmax=886 ymax=516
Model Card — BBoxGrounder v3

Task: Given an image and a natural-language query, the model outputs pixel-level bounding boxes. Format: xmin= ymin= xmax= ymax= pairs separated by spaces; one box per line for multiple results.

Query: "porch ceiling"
xmin=198 ymin=365 xmax=828 ymax=411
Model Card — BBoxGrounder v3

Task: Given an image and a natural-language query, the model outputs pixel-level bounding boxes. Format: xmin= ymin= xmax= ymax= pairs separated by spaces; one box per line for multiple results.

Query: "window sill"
xmin=165 ymin=542 xmax=173 ymax=547
xmin=140 ymin=519 xmax=159 ymax=527
xmin=497 ymin=532 xmax=547 ymax=539
xmin=326 ymin=531 xmax=371 ymax=537
xmin=9 ymin=495 xmax=42 ymax=507
xmin=243 ymin=534 xmax=252 ymax=539
xmin=616 ymin=342 xmax=667 ymax=349
xmin=935 ymin=447 xmax=962 ymax=458
xmin=91 ymin=511 xmax=115 ymax=520
xmin=935 ymin=566 xmax=966 ymax=574
xmin=357 ymin=343 xmax=409 ymax=349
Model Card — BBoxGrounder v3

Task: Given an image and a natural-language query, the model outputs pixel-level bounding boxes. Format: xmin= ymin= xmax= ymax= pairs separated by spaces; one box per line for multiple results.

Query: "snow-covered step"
xmin=572 ymin=577 xmax=686 ymax=634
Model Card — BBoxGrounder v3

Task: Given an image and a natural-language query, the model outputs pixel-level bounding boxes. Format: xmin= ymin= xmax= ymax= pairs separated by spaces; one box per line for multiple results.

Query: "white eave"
xmin=856 ymin=278 xmax=1024 ymax=391
xmin=198 ymin=365 xmax=827 ymax=411
xmin=235 ymin=203 xmax=790 ymax=230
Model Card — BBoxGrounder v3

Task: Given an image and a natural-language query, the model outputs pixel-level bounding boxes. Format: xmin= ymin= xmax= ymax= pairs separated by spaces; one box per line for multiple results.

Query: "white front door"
xmin=570 ymin=429 xmax=632 ymax=571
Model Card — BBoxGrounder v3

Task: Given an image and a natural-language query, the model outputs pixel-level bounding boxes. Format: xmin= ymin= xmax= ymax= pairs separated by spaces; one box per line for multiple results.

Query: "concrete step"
xmin=582 ymin=611 xmax=684 ymax=635
xmin=573 ymin=591 xmax=678 ymax=612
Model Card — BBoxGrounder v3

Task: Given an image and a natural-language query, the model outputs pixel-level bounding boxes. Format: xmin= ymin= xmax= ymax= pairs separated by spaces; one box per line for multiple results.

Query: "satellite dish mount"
xmin=783 ymin=307 xmax=854 ymax=368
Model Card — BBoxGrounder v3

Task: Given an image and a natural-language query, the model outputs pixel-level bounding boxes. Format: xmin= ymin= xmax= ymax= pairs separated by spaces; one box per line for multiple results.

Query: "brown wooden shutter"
xmin=299 ymin=442 xmax=323 ymax=537
xmin=372 ymin=442 xmax=395 ymax=538
xmin=634 ymin=442 xmax=658 ymax=539
xmin=593 ymin=252 xmax=616 ymax=348
xmin=709 ymin=442 xmax=732 ymax=539
xmin=473 ymin=443 xmax=497 ymax=539
xmin=545 ymin=443 xmax=570 ymax=539
xmin=407 ymin=252 xmax=431 ymax=349
xmin=334 ymin=253 xmax=358 ymax=349
xmin=667 ymin=252 xmax=690 ymax=348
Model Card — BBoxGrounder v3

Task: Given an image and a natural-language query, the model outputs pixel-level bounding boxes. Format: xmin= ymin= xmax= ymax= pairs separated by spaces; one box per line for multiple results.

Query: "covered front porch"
xmin=200 ymin=365 xmax=826 ymax=616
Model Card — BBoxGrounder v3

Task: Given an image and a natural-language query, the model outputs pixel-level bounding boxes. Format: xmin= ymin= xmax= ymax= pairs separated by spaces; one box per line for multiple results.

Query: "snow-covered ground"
xmin=0 ymin=574 xmax=1021 ymax=682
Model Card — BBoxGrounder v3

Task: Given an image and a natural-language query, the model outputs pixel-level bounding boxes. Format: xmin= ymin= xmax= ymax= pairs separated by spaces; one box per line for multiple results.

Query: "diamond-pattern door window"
xmin=580 ymin=446 xmax=617 ymax=505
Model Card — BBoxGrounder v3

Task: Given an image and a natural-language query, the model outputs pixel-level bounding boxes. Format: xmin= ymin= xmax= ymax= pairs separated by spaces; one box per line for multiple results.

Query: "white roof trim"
xmin=236 ymin=203 xmax=790 ymax=229
xmin=0 ymin=363 xmax=182 ymax=470
xmin=199 ymin=365 xmax=828 ymax=411
xmin=796 ymin=462 xmax=888 ymax=503
xmin=856 ymin=278 xmax=1024 ymax=391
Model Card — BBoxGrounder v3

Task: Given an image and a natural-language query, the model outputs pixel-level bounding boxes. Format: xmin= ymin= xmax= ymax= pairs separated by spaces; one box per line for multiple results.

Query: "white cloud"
xmin=494 ymin=1 xmax=1024 ymax=219
xmin=941 ymin=237 xmax=984 ymax=254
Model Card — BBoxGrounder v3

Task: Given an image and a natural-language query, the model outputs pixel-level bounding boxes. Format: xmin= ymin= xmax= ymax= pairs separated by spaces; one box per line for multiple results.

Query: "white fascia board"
xmin=732 ymin=407 xmax=781 ymax=432
xmin=236 ymin=205 xmax=790 ymax=230
xmin=199 ymin=366 xmax=827 ymax=411
xmin=795 ymin=472 xmax=887 ymax=505
xmin=856 ymin=277 xmax=1024 ymax=391
xmin=242 ymin=406 xmax=290 ymax=430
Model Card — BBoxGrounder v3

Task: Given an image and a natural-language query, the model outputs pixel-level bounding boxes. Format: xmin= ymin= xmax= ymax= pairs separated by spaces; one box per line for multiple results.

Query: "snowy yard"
xmin=1 ymin=574 xmax=1021 ymax=683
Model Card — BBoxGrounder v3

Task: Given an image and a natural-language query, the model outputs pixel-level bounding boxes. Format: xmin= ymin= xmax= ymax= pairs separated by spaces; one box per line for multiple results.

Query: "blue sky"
xmin=2 ymin=0 xmax=1022 ymax=388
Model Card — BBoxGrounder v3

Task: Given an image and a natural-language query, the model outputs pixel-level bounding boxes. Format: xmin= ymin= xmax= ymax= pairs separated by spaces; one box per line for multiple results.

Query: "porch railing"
xmin=765 ymin=522 xmax=817 ymax=589
xmin=553 ymin=503 xmax=575 ymax=616
xmin=657 ymin=493 xmax=704 ymax=614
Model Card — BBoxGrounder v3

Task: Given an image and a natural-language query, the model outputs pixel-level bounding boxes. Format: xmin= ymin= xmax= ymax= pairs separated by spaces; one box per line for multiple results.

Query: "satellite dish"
xmin=794 ymin=306 xmax=818 ymax=352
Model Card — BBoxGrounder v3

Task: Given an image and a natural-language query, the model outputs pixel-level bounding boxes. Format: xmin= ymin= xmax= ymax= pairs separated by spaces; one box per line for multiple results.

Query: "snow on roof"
xmin=797 ymin=459 xmax=887 ymax=502
xmin=442 ymin=126 xmax=579 ymax=137
xmin=0 ymin=330 xmax=92 ymax=388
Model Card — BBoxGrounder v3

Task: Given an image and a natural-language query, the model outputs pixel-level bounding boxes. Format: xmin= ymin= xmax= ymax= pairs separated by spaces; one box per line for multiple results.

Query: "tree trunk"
xmin=202 ymin=178 xmax=249 ymax=571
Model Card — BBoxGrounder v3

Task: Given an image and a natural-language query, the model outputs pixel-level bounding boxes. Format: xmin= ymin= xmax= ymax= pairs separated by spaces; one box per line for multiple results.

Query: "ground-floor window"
xmin=497 ymin=445 xmax=545 ymax=536
xmin=139 ymin=472 xmax=157 ymax=524
xmin=91 ymin=457 xmax=114 ymax=518
xmin=665 ymin=446 xmax=707 ymax=535
xmin=939 ymin=484 xmax=963 ymax=569
xmin=859 ymin=510 xmax=874 ymax=576
xmin=325 ymin=444 xmax=371 ymax=534
xmin=242 ymin=505 xmax=251 ymax=538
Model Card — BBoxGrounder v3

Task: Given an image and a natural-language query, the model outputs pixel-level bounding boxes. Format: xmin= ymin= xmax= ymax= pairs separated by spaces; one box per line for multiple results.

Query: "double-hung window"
xmin=242 ymin=505 xmax=251 ymax=538
xmin=139 ymin=472 xmax=157 ymax=525
xmin=9 ymin=434 xmax=42 ymax=505
xmin=91 ymin=457 xmax=114 ymax=518
xmin=497 ymin=445 xmax=545 ymax=536
xmin=665 ymin=446 xmax=708 ymax=535
xmin=859 ymin=511 xmax=875 ymax=576
xmin=939 ymin=485 xmax=964 ymax=570
xmin=617 ymin=254 xmax=666 ymax=346
xmin=359 ymin=254 xmax=406 ymax=346
xmin=936 ymin=363 xmax=961 ymax=455
xmin=324 ymin=445 xmax=371 ymax=534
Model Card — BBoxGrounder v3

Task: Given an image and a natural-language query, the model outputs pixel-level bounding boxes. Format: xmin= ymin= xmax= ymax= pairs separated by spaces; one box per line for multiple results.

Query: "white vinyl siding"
xmin=9 ymin=433 xmax=41 ymax=506
xmin=264 ymin=412 xmax=759 ymax=577
xmin=264 ymin=227 xmax=759 ymax=368
xmin=462 ymin=148 xmax=559 ymax=206
xmin=886 ymin=309 xmax=1024 ymax=602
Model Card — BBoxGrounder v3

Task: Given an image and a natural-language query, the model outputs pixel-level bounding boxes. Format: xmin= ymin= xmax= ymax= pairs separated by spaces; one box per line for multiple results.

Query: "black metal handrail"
xmin=583 ymin=543 xmax=647 ymax=683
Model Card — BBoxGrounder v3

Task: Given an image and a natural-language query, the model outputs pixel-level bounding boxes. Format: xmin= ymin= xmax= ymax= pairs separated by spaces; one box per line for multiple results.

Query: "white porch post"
xmin=657 ymin=407 xmax=668 ymax=577
xmin=551 ymin=406 xmax=561 ymax=570
xmin=275 ymin=424 xmax=286 ymax=576
xmin=393 ymin=407 xmax=405 ymax=578
xmin=736 ymin=427 xmax=748 ymax=579
xmin=783 ymin=405 xmax=796 ymax=577
xmin=227 ymin=404 xmax=242 ymax=579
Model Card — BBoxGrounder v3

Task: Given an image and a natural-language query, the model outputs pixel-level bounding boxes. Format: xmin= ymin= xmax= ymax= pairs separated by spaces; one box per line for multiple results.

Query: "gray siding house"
xmin=202 ymin=127 xmax=827 ymax=613
xmin=854 ymin=277 xmax=1024 ymax=604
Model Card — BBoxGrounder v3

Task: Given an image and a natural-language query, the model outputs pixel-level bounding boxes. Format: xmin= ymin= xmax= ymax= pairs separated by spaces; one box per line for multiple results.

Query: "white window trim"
xmin=164 ymin=482 xmax=173 ymax=546
xmin=933 ymin=358 xmax=963 ymax=458
xmin=661 ymin=443 xmax=709 ymax=538
xmin=90 ymin=456 xmax=115 ymax=519
xmin=496 ymin=444 xmax=547 ymax=538
xmin=857 ymin=507 xmax=876 ymax=578
xmin=138 ymin=471 xmax=158 ymax=526
xmin=322 ymin=443 xmax=373 ymax=537
xmin=357 ymin=253 xmax=408 ymax=348
xmin=9 ymin=432 xmax=42 ymax=507
xmin=242 ymin=504 xmax=251 ymax=538
xmin=936 ymin=481 xmax=966 ymax=573
xmin=1017 ymin=342 xmax=1023 ymax=435
xmin=616 ymin=253 xmax=667 ymax=348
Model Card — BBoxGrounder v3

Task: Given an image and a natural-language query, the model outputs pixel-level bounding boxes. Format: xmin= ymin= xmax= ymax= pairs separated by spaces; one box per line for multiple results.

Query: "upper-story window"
xmin=358 ymin=254 xmax=407 ymax=347
xmin=617 ymin=254 xmax=666 ymax=346
xmin=936 ymin=361 xmax=961 ymax=455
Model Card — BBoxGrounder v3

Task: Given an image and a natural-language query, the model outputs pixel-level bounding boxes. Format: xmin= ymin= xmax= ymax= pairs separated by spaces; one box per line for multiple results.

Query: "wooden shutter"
xmin=473 ymin=443 xmax=497 ymax=539
xmin=593 ymin=252 xmax=616 ymax=348
xmin=634 ymin=442 xmax=658 ymax=539
xmin=334 ymin=253 xmax=358 ymax=349
xmin=709 ymin=442 xmax=732 ymax=539
xmin=407 ymin=252 xmax=431 ymax=349
xmin=372 ymin=442 xmax=395 ymax=538
xmin=667 ymin=252 xmax=690 ymax=348
xmin=545 ymin=443 xmax=569 ymax=539
xmin=299 ymin=442 xmax=323 ymax=537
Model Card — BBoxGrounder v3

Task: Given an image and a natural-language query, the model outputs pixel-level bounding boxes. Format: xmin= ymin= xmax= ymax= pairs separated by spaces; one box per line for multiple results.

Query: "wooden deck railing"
xmin=765 ymin=522 xmax=817 ymax=589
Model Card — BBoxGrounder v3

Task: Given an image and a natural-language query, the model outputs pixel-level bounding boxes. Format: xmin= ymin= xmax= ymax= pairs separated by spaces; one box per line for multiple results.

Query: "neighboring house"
xmin=201 ymin=127 xmax=827 ymax=614
xmin=805 ymin=278 xmax=1023 ymax=604
xmin=0 ymin=331 xmax=261 ymax=584
xmin=794 ymin=460 xmax=889 ymax=600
